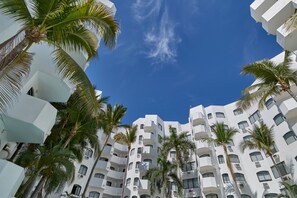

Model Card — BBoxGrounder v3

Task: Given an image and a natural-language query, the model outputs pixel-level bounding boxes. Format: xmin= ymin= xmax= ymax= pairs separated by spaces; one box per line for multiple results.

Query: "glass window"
xmin=158 ymin=135 xmax=162 ymax=143
xmin=206 ymin=194 xmax=218 ymax=198
xmin=233 ymin=108 xmax=243 ymax=116
xmin=126 ymin=178 xmax=131 ymax=186
xmin=216 ymin=112 xmax=225 ymax=118
xmin=85 ymin=148 xmax=93 ymax=158
xmin=250 ymin=152 xmax=263 ymax=162
xmin=140 ymin=124 xmax=144 ymax=129
xmin=257 ymin=171 xmax=272 ymax=182
xmin=202 ymin=172 xmax=214 ymax=178
xmin=265 ymin=98 xmax=274 ymax=109
xmin=248 ymin=110 xmax=261 ymax=124
xmin=89 ymin=192 xmax=100 ymax=198
xmin=235 ymin=173 xmax=245 ymax=182
xmin=128 ymin=162 xmax=133 ymax=170
xmin=222 ymin=173 xmax=230 ymax=183
xmin=183 ymin=178 xmax=199 ymax=189
xmin=273 ymin=113 xmax=285 ymax=126
xmin=138 ymin=135 xmax=143 ymax=143
xmin=229 ymin=154 xmax=240 ymax=163
xmin=71 ymin=184 xmax=81 ymax=195
xmin=134 ymin=177 xmax=139 ymax=186
xmin=271 ymin=162 xmax=288 ymax=178
xmin=135 ymin=161 xmax=140 ymax=169
xmin=283 ymin=131 xmax=297 ymax=145
xmin=241 ymin=195 xmax=251 ymax=198
xmin=99 ymin=157 xmax=108 ymax=162
xmin=78 ymin=165 xmax=88 ymax=175
xmin=170 ymin=151 xmax=176 ymax=158
xmin=158 ymin=123 xmax=162 ymax=131
xmin=130 ymin=148 xmax=135 ymax=156
xmin=137 ymin=147 xmax=142 ymax=154
xmin=140 ymin=195 xmax=151 ymax=198
xmin=94 ymin=173 xmax=104 ymax=179
xmin=238 ymin=121 xmax=249 ymax=129
xmin=227 ymin=196 xmax=234 ymax=198
xmin=106 ymin=181 xmax=112 ymax=186
xmin=243 ymin=135 xmax=252 ymax=142
xmin=182 ymin=161 xmax=196 ymax=172
xmin=264 ymin=193 xmax=278 ymax=198
xmin=207 ymin=113 xmax=213 ymax=119
xmin=218 ymin=155 xmax=225 ymax=164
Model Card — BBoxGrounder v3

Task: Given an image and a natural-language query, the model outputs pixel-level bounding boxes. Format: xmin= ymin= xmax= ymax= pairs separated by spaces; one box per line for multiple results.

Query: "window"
xmin=126 ymin=178 xmax=131 ymax=186
xmin=249 ymin=152 xmax=263 ymax=162
xmin=200 ymin=154 xmax=210 ymax=157
xmin=89 ymin=192 xmax=100 ymax=198
xmin=85 ymin=148 xmax=93 ymax=158
xmin=78 ymin=165 xmax=87 ymax=175
xmin=265 ymin=193 xmax=278 ymax=198
xmin=228 ymin=140 xmax=234 ymax=146
xmin=137 ymin=147 xmax=142 ymax=154
xmin=71 ymin=185 xmax=81 ymax=196
xmin=158 ymin=135 xmax=162 ymax=143
xmin=27 ymin=87 xmax=34 ymax=96
xmin=94 ymin=173 xmax=104 ymax=179
xmin=218 ymin=155 xmax=225 ymax=164
xmin=243 ymin=135 xmax=252 ymax=143
xmin=170 ymin=151 xmax=176 ymax=158
xmin=271 ymin=162 xmax=288 ymax=178
xmin=134 ymin=177 xmax=139 ymax=186
xmin=202 ymin=172 xmax=214 ymax=178
xmin=227 ymin=196 xmax=234 ymax=198
xmin=216 ymin=112 xmax=225 ymax=118
xmin=235 ymin=173 xmax=245 ymax=182
xmin=135 ymin=161 xmax=140 ymax=169
xmin=265 ymin=98 xmax=274 ymax=109
xmin=139 ymin=135 xmax=143 ymax=143
xmin=140 ymin=195 xmax=151 ymax=198
xmin=128 ymin=162 xmax=133 ymax=170
xmin=183 ymin=178 xmax=199 ymax=189
xmin=257 ymin=171 xmax=272 ymax=182
xmin=206 ymin=194 xmax=218 ymax=198
xmin=273 ymin=113 xmax=285 ymax=126
xmin=106 ymin=181 xmax=112 ymax=186
xmin=248 ymin=110 xmax=261 ymax=124
xmin=130 ymin=148 xmax=135 ymax=156
xmin=158 ymin=123 xmax=162 ymax=131
xmin=182 ymin=161 xmax=196 ymax=172
xmin=222 ymin=173 xmax=230 ymax=183
xmin=238 ymin=121 xmax=249 ymax=129
xmin=207 ymin=113 xmax=213 ymax=119
xmin=229 ymin=154 xmax=240 ymax=163
xmin=157 ymin=147 xmax=161 ymax=154
xmin=241 ymin=195 xmax=251 ymax=198
xmin=233 ymin=108 xmax=243 ymax=116
xmin=283 ymin=131 xmax=297 ymax=145
xmin=140 ymin=124 xmax=144 ymax=129
xmin=99 ymin=157 xmax=108 ymax=162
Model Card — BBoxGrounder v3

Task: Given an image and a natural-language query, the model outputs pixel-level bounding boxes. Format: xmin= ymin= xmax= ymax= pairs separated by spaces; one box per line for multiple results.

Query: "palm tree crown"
xmin=114 ymin=125 xmax=137 ymax=151
xmin=237 ymin=53 xmax=297 ymax=110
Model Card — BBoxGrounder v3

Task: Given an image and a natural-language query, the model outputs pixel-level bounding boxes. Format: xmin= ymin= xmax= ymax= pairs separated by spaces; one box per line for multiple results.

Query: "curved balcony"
xmin=181 ymin=170 xmax=198 ymax=179
xmin=114 ymin=142 xmax=128 ymax=153
xmin=196 ymin=142 xmax=211 ymax=154
xmin=107 ymin=169 xmax=125 ymax=180
xmin=110 ymin=155 xmax=127 ymax=165
xmin=199 ymin=157 xmax=215 ymax=173
xmin=101 ymin=145 xmax=112 ymax=157
xmin=103 ymin=186 xmax=122 ymax=196
xmin=4 ymin=94 xmax=57 ymax=144
xmin=143 ymin=133 xmax=154 ymax=144
xmin=95 ymin=160 xmax=108 ymax=171
xmin=89 ymin=177 xmax=104 ymax=188
xmin=191 ymin=112 xmax=205 ymax=126
xmin=138 ymin=179 xmax=149 ymax=194
xmin=193 ymin=125 xmax=208 ymax=140
xmin=0 ymin=160 xmax=25 ymax=198
xmin=142 ymin=146 xmax=156 ymax=157
xmin=183 ymin=188 xmax=200 ymax=198
xmin=202 ymin=177 xmax=218 ymax=193
xmin=144 ymin=122 xmax=156 ymax=132
xmin=279 ymin=97 xmax=297 ymax=120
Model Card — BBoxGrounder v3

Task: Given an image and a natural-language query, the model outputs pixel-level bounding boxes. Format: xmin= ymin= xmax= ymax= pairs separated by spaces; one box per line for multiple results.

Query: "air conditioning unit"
xmin=282 ymin=175 xmax=292 ymax=181
xmin=263 ymin=183 xmax=270 ymax=190
xmin=78 ymin=174 xmax=84 ymax=178
xmin=227 ymin=146 xmax=233 ymax=152
xmin=238 ymin=181 xmax=245 ymax=188
xmin=242 ymin=128 xmax=247 ymax=133
xmin=235 ymin=164 xmax=242 ymax=171
xmin=188 ymin=189 xmax=193 ymax=193
xmin=273 ymin=154 xmax=280 ymax=163
xmin=255 ymin=161 xmax=261 ymax=168
xmin=137 ymin=154 xmax=141 ymax=158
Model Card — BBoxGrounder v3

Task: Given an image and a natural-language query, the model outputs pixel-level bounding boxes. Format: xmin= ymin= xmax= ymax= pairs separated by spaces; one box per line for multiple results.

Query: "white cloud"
xmin=144 ymin=10 xmax=180 ymax=63
xmin=132 ymin=0 xmax=162 ymax=21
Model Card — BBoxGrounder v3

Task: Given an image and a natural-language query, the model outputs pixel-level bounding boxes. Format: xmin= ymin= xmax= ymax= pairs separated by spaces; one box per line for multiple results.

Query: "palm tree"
xmin=284 ymin=9 xmax=297 ymax=32
xmin=81 ymin=104 xmax=127 ymax=197
xmin=277 ymin=180 xmax=297 ymax=198
xmin=161 ymin=127 xmax=196 ymax=168
xmin=113 ymin=125 xmax=138 ymax=198
xmin=236 ymin=52 xmax=297 ymax=110
xmin=144 ymin=157 xmax=183 ymax=197
xmin=0 ymin=0 xmax=119 ymax=113
xmin=15 ymin=145 xmax=76 ymax=198
xmin=239 ymin=121 xmax=284 ymax=181
xmin=198 ymin=122 xmax=240 ymax=196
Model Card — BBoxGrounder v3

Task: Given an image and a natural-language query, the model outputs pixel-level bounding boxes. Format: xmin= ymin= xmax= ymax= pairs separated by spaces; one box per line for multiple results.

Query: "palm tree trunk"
xmin=120 ymin=153 xmax=129 ymax=198
xmin=30 ymin=176 xmax=46 ymax=198
xmin=268 ymin=154 xmax=285 ymax=182
xmin=286 ymin=89 xmax=297 ymax=103
xmin=223 ymin=145 xmax=241 ymax=197
xmin=62 ymin=122 xmax=79 ymax=148
xmin=18 ymin=174 xmax=38 ymax=198
xmin=0 ymin=34 xmax=30 ymax=71
xmin=81 ymin=133 xmax=111 ymax=197
xmin=9 ymin=143 xmax=24 ymax=162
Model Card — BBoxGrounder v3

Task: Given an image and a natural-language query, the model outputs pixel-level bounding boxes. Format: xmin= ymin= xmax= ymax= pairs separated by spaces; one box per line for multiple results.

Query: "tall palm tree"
xmin=81 ymin=104 xmax=127 ymax=197
xmin=239 ymin=121 xmax=284 ymax=181
xmin=15 ymin=145 xmax=76 ymax=198
xmin=113 ymin=125 xmax=138 ymax=198
xmin=237 ymin=52 xmax=297 ymax=110
xmin=161 ymin=127 xmax=196 ymax=168
xmin=0 ymin=0 xmax=119 ymax=113
xmin=277 ymin=180 xmax=297 ymax=198
xmin=198 ymin=122 xmax=240 ymax=196
xmin=145 ymin=157 xmax=183 ymax=197
xmin=284 ymin=9 xmax=297 ymax=32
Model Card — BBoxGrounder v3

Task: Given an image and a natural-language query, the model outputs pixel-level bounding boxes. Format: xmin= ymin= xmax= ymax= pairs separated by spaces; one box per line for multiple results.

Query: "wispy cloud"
xmin=144 ymin=10 xmax=180 ymax=63
xmin=132 ymin=0 xmax=162 ymax=21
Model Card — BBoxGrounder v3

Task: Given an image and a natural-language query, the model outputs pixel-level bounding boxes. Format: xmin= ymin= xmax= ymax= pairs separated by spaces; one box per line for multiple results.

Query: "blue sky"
xmin=87 ymin=0 xmax=282 ymax=124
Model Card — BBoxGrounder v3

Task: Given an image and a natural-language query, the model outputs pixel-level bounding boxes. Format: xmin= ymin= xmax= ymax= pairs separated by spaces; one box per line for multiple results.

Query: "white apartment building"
xmin=0 ymin=0 xmax=116 ymax=197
